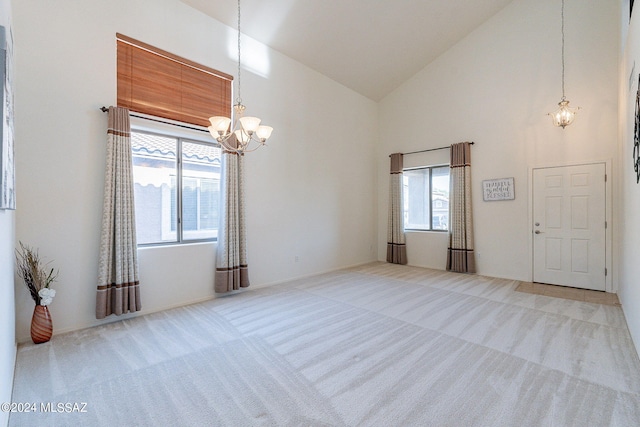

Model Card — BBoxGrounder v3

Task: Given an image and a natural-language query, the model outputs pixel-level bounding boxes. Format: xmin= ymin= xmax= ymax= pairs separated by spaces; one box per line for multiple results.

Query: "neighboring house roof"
xmin=132 ymin=132 xmax=221 ymax=165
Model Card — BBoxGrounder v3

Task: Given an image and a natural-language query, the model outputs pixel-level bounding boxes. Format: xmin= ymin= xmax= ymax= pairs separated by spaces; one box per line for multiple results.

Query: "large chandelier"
xmin=548 ymin=0 xmax=580 ymax=128
xmin=208 ymin=0 xmax=273 ymax=152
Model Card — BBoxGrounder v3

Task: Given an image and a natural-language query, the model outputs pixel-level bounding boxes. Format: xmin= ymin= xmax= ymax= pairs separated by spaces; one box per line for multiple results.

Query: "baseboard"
xmin=16 ymin=295 xmax=216 ymax=343
xmin=16 ymin=260 xmax=378 ymax=343
xmin=618 ymin=294 xmax=640 ymax=363
xmin=252 ymin=259 xmax=378 ymax=289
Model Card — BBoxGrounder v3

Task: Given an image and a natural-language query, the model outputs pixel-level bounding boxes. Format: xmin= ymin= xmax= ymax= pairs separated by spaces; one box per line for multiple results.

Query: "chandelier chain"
xmin=547 ymin=0 xmax=578 ymax=128
xmin=207 ymin=0 xmax=273 ymax=151
xmin=561 ymin=0 xmax=565 ymax=100
xmin=236 ymin=0 xmax=242 ymax=105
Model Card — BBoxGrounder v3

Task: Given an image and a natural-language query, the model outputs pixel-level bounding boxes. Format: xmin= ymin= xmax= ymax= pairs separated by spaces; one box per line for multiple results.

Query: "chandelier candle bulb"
xmin=550 ymin=99 xmax=580 ymax=128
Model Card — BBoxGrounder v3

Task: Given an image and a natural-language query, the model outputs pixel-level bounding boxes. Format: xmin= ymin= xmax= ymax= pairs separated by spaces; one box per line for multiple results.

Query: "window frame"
xmin=131 ymin=118 xmax=221 ymax=247
xmin=403 ymin=164 xmax=450 ymax=233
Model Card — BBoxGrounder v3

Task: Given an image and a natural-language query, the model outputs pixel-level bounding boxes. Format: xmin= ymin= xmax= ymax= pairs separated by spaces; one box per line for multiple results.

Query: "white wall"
xmin=12 ymin=0 xmax=629 ymax=356
xmin=12 ymin=0 xmax=378 ymax=342
xmin=378 ymin=0 xmax=619 ymax=284
xmin=0 ymin=211 xmax=14 ymax=427
xmin=0 ymin=2 xmax=15 ymax=424
xmin=619 ymin=0 xmax=640 ymax=357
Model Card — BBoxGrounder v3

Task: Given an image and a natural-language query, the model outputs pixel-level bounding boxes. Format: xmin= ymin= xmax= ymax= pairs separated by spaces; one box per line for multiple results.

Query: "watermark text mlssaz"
xmin=1 ymin=402 xmax=88 ymax=413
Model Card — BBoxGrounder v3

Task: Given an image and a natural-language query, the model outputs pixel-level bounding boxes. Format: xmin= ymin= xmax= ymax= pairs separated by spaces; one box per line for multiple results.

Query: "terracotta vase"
xmin=31 ymin=305 xmax=53 ymax=344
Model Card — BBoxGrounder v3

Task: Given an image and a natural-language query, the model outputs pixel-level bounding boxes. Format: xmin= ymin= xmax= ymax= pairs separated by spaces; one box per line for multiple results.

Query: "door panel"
xmin=533 ymin=163 xmax=606 ymax=291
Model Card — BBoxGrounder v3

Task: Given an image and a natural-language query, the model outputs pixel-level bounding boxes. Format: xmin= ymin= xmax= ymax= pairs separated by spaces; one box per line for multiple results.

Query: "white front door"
xmin=532 ymin=163 xmax=606 ymax=291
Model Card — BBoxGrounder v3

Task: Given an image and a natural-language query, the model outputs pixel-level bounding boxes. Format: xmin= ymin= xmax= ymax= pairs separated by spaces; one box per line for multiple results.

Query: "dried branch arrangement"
xmin=16 ymin=242 xmax=58 ymax=306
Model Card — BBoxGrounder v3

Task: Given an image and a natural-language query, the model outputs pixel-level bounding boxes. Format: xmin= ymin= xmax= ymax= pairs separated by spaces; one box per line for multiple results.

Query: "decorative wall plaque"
xmin=482 ymin=178 xmax=515 ymax=201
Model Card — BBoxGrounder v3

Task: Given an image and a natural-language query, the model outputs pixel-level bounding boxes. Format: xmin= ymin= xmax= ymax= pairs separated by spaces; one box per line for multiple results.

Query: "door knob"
xmin=535 ymin=230 xmax=543 ymax=234
xmin=535 ymin=222 xmax=540 ymax=226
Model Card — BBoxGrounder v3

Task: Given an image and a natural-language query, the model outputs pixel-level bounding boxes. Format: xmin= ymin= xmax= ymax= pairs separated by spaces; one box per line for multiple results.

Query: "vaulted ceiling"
xmin=182 ymin=0 xmax=515 ymax=101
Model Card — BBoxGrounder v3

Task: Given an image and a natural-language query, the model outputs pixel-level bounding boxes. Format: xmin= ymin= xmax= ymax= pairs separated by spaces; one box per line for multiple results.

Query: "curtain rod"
xmin=390 ymin=142 xmax=475 ymax=157
xmin=100 ymin=106 xmax=210 ymax=134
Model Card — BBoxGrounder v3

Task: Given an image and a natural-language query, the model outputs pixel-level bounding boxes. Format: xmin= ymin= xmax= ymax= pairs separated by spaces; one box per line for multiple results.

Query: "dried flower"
xmin=15 ymin=242 xmax=59 ymax=306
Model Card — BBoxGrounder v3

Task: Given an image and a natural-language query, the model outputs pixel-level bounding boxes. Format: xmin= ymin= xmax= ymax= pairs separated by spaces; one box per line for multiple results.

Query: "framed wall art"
xmin=0 ymin=25 xmax=15 ymax=210
xmin=634 ymin=74 xmax=640 ymax=184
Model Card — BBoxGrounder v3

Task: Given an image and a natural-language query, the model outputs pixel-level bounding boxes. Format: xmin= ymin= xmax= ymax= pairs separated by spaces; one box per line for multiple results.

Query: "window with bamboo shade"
xmin=116 ymin=33 xmax=232 ymax=127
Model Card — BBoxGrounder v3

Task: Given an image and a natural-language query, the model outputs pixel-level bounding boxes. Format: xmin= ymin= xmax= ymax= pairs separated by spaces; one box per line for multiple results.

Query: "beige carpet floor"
xmin=9 ymin=262 xmax=640 ymax=426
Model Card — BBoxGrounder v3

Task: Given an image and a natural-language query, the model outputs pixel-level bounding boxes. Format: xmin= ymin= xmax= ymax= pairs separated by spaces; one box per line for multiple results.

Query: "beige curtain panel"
xmin=387 ymin=153 xmax=407 ymax=264
xmin=96 ymin=106 xmax=141 ymax=319
xmin=215 ymin=137 xmax=250 ymax=293
xmin=447 ymin=142 xmax=476 ymax=273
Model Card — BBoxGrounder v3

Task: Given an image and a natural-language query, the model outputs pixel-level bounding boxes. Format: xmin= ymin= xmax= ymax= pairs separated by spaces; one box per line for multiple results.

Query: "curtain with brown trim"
xmin=96 ymin=106 xmax=141 ymax=319
xmin=215 ymin=136 xmax=250 ymax=292
xmin=387 ymin=153 xmax=407 ymax=264
xmin=447 ymin=142 xmax=476 ymax=273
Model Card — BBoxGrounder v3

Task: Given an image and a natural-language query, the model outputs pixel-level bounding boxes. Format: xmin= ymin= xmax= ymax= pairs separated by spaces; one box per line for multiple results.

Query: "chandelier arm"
xmin=241 ymin=143 xmax=265 ymax=153
xmin=218 ymin=140 xmax=243 ymax=154
xmin=215 ymin=132 xmax=263 ymax=153
xmin=221 ymin=143 xmax=262 ymax=154
xmin=249 ymin=134 xmax=267 ymax=145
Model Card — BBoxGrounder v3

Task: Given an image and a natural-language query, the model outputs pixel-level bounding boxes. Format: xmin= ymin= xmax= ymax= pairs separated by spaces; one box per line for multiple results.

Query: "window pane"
xmin=181 ymin=141 xmax=221 ymax=240
xmin=200 ymin=179 xmax=219 ymax=230
xmin=182 ymin=177 xmax=198 ymax=231
xmin=431 ymin=166 xmax=450 ymax=230
xmin=132 ymin=132 xmax=178 ymax=244
xmin=403 ymin=169 xmax=430 ymax=229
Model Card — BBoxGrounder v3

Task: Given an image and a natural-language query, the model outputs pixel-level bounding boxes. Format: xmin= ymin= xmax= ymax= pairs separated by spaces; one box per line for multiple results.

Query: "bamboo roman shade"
xmin=116 ymin=33 xmax=232 ymax=127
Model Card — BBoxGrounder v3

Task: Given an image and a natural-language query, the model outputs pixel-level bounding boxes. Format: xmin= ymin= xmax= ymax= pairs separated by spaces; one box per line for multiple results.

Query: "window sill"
xmin=137 ymin=240 xmax=216 ymax=249
xmin=404 ymin=229 xmax=448 ymax=233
